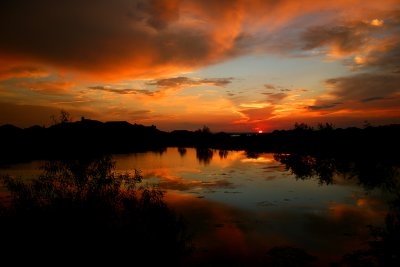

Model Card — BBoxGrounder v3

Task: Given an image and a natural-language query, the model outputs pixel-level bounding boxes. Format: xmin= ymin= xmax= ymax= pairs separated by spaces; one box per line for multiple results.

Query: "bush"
xmin=0 ymin=156 xmax=191 ymax=265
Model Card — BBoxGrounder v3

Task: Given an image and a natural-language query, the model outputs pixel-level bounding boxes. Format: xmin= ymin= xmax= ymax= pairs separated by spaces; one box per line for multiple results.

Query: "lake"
xmin=0 ymin=147 xmax=396 ymax=266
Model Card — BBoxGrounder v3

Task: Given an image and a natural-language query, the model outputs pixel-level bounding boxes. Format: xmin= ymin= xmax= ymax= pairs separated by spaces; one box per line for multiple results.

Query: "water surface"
xmin=114 ymin=148 xmax=390 ymax=265
xmin=1 ymin=148 xmax=393 ymax=265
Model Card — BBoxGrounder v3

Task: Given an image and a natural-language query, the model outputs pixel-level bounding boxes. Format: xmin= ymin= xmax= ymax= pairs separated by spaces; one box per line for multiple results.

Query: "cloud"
xmin=88 ymin=86 xmax=154 ymax=96
xmin=1 ymin=0 xmax=399 ymax=131
xmin=306 ymin=72 xmax=400 ymax=118
xmin=263 ymin=83 xmax=293 ymax=92
xmin=325 ymin=73 xmax=399 ymax=103
xmin=138 ymin=0 xmax=181 ymax=30
xmin=361 ymin=96 xmax=385 ymax=103
xmin=262 ymin=92 xmax=289 ymax=103
xmin=95 ymin=105 xmax=180 ymax=124
xmin=87 ymin=77 xmax=232 ymax=98
xmin=50 ymin=100 xmax=93 ymax=105
xmin=308 ymin=102 xmax=343 ymax=110
xmin=235 ymin=106 xmax=275 ymax=124
xmin=146 ymin=77 xmax=232 ymax=88
xmin=264 ymin=84 xmax=276 ymax=90
xmin=0 ymin=66 xmax=49 ymax=80
xmin=304 ymin=10 xmax=400 ymax=116
xmin=229 ymin=83 xmax=308 ymax=126
xmin=356 ymin=37 xmax=400 ymax=73
xmin=301 ymin=24 xmax=369 ymax=56
xmin=298 ymin=9 xmax=400 ymax=62
xmin=0 ymin=0 xmax=214 ymax=79
xmin=370 ymin=19 xmax=384 ymax=27
xmin=17 ymin=81 xmax=74 ymax=95
xmin=1 ymin=0 xmax=397 ymax=80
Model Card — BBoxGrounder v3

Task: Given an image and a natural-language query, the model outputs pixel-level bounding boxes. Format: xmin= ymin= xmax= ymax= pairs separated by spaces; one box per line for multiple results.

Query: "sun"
xmin=258 ymin=130 xmax=263 ymax=134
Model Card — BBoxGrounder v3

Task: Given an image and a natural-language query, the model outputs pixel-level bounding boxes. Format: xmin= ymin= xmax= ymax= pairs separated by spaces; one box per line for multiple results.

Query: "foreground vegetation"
xmin=0 ymin=156 xmax=190 ymax=265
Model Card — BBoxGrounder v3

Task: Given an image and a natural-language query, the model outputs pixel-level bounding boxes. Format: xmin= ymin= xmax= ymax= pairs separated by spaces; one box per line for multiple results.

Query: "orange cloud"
xmin=17 ymin=81 xmax=75 ymax=95
xmin=146 ymin=77 xmax=232 ymax=89
xmin=306 ymin=73 xmax=400 ymax=118
xmin=234 ymin=106 xmax=275 ymax=124
xmin=0 ymin=0 xmax=398 ymax=81
xmin=0 ymin=0 xmax=399 ymax=131
xmin=0 ymin=66 xmax=49 ymax=80
xmin=87 ymin=86 xmax=155 ymax=96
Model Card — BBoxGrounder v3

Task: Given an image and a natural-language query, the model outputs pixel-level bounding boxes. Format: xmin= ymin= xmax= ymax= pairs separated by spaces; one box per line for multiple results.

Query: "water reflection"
xmin=274 ymin=152 xmax=400 ymax=266
xmin=1 ymin=148 xmax=398 ymax=266
xmin=218 ymin=150 xmax=228 ymax=159
xmin=115 ymin=149 xmax=398 ymax=265
xmin=177 ymin=147 xmax=187 ymax=157
xmin=196 ymin=147 xmax=213 ymax=165
xmin=274 ymin=153 xmax=400 ymax=190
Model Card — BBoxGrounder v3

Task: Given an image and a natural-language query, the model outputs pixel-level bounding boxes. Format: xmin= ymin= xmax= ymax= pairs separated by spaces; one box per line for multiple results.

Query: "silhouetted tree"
xmin=294 ymin=122 xmax=313 ymax=131
xmin=196 ymin=125 xmax=211 ymax=134
xmin=363 ymin=120 xmax=372 ymax=128
xmin=317 ymin=122 xmax=334 ymax=131
xmin=51 ymin=109 xmax=71 ymax=125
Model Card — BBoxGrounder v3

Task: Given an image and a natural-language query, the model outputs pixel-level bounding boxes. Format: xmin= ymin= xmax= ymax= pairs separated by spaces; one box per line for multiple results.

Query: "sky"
xmin=0 ymin=0 xmax=399 ymax=132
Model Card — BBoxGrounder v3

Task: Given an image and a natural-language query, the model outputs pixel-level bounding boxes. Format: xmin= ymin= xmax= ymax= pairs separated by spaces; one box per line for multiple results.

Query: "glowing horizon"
xmin=0 ymin=0 xmax=399 ymax=132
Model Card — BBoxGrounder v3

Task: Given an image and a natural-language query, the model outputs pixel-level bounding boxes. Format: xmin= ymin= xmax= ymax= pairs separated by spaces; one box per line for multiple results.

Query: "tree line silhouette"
xmin=1 ymin=115 xmax=399 ymax=163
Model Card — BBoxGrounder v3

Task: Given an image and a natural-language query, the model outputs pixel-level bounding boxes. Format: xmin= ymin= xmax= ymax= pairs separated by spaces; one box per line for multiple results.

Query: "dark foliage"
xmin=0 ymin=156 xmax=191 ymax=265
xmin=1 ymin=120 xmax=399 ymax=163
xmin=265 ymin=246 xmax=317 ymax=267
